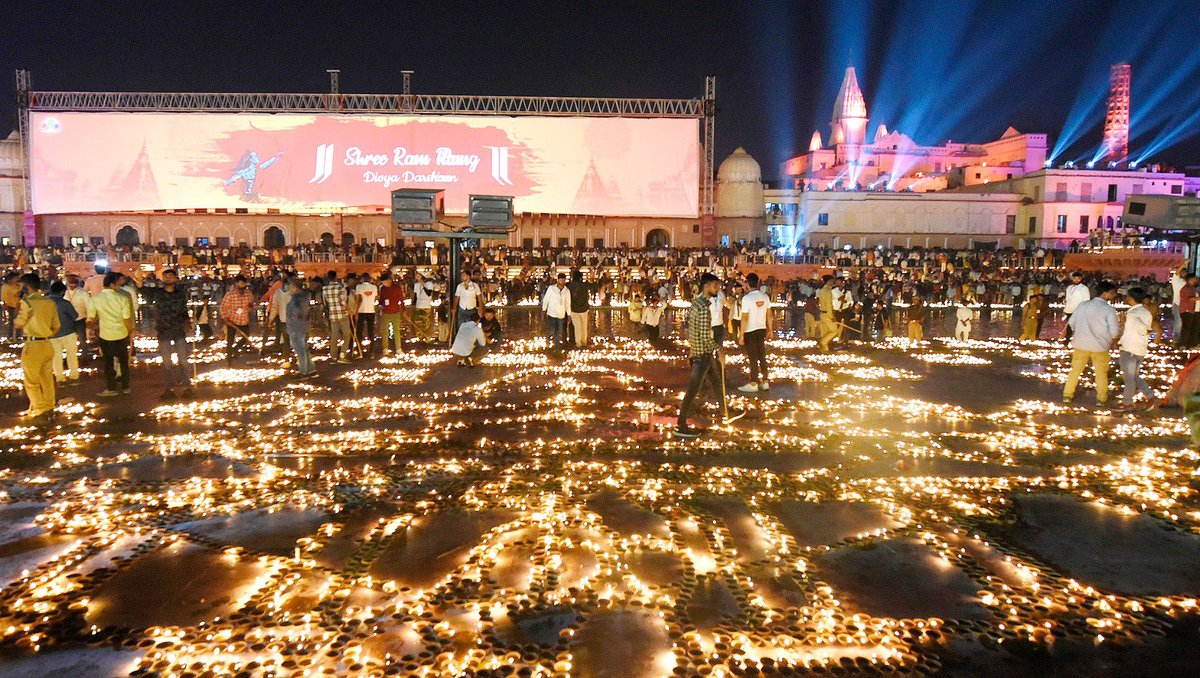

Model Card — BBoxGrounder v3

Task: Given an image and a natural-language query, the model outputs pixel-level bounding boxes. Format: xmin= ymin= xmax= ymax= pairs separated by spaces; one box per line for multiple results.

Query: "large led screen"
xmin=30 ymin=112 xmax=700 ymax=217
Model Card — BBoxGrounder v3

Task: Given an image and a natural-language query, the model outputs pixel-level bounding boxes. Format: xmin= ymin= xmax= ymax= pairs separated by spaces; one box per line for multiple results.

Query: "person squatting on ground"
xmin=452 ymin=317 xmax=488 ymax=366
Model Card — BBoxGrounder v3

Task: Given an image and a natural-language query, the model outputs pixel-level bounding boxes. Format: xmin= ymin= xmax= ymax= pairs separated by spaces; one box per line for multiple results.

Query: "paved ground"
xmin=0 ymin=310 xmax=1199 ymax=677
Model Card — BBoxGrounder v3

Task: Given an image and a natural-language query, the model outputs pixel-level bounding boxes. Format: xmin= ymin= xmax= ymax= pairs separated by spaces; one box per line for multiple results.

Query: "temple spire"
xmin=831 ymin=66 xmax=867 ymax=125
xmin=830 ymin=65 xmax=869 ymax=150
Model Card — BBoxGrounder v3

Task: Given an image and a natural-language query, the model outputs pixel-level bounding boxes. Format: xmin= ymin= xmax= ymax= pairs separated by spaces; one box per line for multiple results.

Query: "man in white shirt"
xmin=1063 ymin=281 xmax=1120 ymax=406
xmin=354 ymin=274 xmax=379 ymax=355
xmin=541 ymin=273 xmax=570 ymax=349
xmin=1169 ymin=264 xmax=1187 ymax=345
xmin=1062 ymin=271 xmax=1090 ymax=341
xmin=738 ymin=273 xmax=773 ymax=393
xmin=452 ymin=270 xmax=482 ymax=335
xmin=1117 ymin=286 xmax=1156 ymax=408
xmin=412 ymin=272 xmax=435 ymax=343
xmin=955 ymin=303 xmax=974 ymax=341
xmin=451 ymin=319 xmax=487 ymax=366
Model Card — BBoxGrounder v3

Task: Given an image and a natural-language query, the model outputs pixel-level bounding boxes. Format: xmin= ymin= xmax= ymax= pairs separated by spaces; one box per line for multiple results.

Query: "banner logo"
xmin=309 ymin=144 xmax=335 ymax=184
xmin=487 ymin=146 xmax=513 ymax=186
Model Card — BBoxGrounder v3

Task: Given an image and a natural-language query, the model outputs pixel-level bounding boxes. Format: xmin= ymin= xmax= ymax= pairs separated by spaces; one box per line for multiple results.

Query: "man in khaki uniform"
xmin=816 ymin=275 xmax=839 ymax=352
xmin=15 ymin=273 xmax=60 ymax=422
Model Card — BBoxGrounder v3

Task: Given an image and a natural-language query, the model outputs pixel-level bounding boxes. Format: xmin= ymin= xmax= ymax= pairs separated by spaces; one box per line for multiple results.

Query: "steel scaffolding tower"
xmin=1102 ymin=63 xmax=1131 ymax=165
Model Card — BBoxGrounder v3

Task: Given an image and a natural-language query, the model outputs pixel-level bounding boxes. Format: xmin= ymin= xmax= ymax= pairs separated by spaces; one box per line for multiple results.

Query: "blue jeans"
xmin=1119 ymin=350 xmax=1154 ymax=403
xmin=545 ymin=315 xmax=565 ymax=346
xmin=456 ymin=307 xmax=477 ymax=329
xmin=158 ymin=336 xmax=191 ymax=388
xmin=288 ymin=329 xmax=313 ymax=374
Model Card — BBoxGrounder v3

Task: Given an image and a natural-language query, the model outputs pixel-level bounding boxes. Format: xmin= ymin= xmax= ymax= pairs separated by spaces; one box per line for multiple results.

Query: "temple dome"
xmin=717 ymin=147 xmax=762 ymax=184
xmin=715 ymin=147 xmax=763 ymax=218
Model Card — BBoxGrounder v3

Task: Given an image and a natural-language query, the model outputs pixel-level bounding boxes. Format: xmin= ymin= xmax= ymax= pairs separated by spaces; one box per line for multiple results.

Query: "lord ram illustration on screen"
xmin=223 ymin=150 xmax=284 ymax=202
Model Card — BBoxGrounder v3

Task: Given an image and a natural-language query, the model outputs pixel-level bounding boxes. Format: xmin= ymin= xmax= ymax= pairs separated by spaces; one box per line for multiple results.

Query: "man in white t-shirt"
xmin=738 ymin=273 xmax=774 ymax=393
xmin=1170 ymin=264 xmax=1187 ymax=345
xmin=452 ymin=271 xmax=482 ymax=338
xmin=354 ymin=274 xmax=379 ymax=354
xmin=1062 ymin=271 xmax=1090 ymax=341
xmin=451 ymin=319 xmax=487 ymax=367
xmin=412 ymin=272 xmax=435 ymax=342
xmin=1117 ymin=286 xmax=1156 ymax=408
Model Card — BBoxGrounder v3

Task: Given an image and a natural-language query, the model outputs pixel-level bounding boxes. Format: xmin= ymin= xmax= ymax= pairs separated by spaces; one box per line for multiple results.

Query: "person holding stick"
xmin=676 ymin=272 xmax=742 ymax=438
xmin=220 ymin=275 xmax=256 ymax=365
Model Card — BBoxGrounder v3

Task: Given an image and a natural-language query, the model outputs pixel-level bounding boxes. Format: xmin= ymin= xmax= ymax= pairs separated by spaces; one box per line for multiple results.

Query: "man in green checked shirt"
xmin=676 ymin=272 xmax=743 ymax=438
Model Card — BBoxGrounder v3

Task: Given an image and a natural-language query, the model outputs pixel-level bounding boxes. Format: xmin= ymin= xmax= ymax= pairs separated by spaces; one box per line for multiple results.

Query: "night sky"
xmin=4 ymin=0 xmax=1199 ymax=178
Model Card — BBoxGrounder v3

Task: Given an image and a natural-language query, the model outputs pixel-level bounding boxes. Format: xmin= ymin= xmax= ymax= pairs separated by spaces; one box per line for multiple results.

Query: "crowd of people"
xmin=0 ymin=241 xmax=1188 ymax=431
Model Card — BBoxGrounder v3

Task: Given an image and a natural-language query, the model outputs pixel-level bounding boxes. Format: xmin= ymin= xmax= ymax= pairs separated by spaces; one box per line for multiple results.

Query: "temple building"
xmin=781 ymin=66 xmax=1048 ymax=192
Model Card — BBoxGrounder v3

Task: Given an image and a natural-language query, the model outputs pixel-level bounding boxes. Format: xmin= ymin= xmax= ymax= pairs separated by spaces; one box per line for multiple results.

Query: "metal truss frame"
xmin=26 ymin=90 xmax=705 ymax=118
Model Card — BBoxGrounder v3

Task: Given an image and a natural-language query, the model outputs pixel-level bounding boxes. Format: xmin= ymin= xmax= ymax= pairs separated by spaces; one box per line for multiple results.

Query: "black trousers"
xmin=226 ymin=324 xmax=251 ymax=359
xmin=744 ymin=329 xmax=768 ymax=383
xmin=100 ymin=337 xmax=130 ymax=390
xmin=271 ymin=319 xmax=291 ymax=353
xmin=1182 ymin=313 xmax=1200 ymax=348
xmin=357 ymin=313 xmax=376 ymax=351
xmin=678 ymin=352 xmax=726 ymax=426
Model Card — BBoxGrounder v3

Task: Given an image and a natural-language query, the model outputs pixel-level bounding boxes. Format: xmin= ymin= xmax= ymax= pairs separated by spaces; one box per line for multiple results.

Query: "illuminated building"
xmin=762 ymin=63 xmax=1188 ymax=250
xmin=782 ymin=66 xmax=1048 ymax=192
xmin=1102 ymin=63 xmax=1132 ymax=166
xmin=0 ymin=132 xmax=24 ymax=244
xmin=765 ymin=168 xmax=1186 ymax=249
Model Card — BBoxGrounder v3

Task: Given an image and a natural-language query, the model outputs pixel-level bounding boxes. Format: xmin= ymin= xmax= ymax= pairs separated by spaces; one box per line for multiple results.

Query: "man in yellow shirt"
xmin=15 ymin=273 xmax=60 ymax=422
xmin=87 ymin=272 xmax=134 ymax=397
